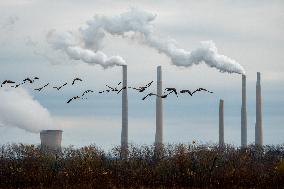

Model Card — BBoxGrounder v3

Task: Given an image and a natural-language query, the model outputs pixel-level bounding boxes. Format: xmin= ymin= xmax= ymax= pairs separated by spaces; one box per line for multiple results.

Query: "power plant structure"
xmin=155 ymin=66 xmax=163 ymax=146
xmin=40 ymin=130 xmax=63 ymax=152
xmin=255 ymin=72 xmax=263 ymax=146
xmin=219 ymin=99 xmax=224 ymax=146
xmin=117 ymin=67 xmax=263 ymax=149
xmin=241 ymin=74 xmax=247 ymax=148
xmin=121 ymin=65 xmax=128 ymax=158
xmin=38 ymin=69 xmax=264 ymax=152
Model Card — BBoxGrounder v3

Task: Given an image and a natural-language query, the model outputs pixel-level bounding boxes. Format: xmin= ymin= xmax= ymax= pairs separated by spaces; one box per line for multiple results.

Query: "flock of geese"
xmin=1 ymin=77 xmax=213 ymax=104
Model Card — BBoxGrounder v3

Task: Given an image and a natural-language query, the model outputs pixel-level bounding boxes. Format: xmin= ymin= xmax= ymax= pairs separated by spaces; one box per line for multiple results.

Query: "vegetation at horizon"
xmin=1 ymin=143 xmax=284 ymax=188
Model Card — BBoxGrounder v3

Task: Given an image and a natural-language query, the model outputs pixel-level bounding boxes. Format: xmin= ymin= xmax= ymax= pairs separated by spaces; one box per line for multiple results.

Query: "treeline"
xmin=1 ymin=144 xmax=284 ymax=188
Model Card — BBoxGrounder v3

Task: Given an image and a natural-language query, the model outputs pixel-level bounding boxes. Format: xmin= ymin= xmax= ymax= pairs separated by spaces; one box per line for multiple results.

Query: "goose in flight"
xmin=117 ymin=86 xmax=127 ymax=94
xmin=165 ymin=88 xmax=178 ymax=97
xmin=34 ymin=83 xmax=49 ymax=91
xmin=12 ymin=77 xmax=39 ymax=88
xmin=180 ymin=88 xmax=213 ymax=96
xmin=131 ymin=81 xmax=153 ymax=93
xmin=23 ymin=78 xmax=33 ymax=83
xmin=106 ymin=85 xmax=119 ymax=92
xmin=72 ymin=78 xmax=83 ymax=85
xmin=142 ymin=92 xmax=167 ymax=100
xmin=1 ymin=80 xmax=15 ymax=87
xmin=82 ymin=90 xmax=94 ymax=96
xmin=67 ymin=96 xmax=81 ymax=103
xmin=53 ymin=82 xmax=67 ymax=90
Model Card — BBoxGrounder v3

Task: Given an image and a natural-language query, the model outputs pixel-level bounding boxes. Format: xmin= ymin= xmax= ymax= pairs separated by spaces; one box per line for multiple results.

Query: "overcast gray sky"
xmin=0 ymin=0 xmax=283 ymax=149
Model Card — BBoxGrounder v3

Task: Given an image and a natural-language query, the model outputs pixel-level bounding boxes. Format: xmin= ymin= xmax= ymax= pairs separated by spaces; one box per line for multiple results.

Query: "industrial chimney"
xmin=121 ymin=65 xmax=128 ymax=158
xmin=219 ymin=99 xmax=224 ymax=147
xmin=40 ymin=130 xmax=62 ymax=152
xmin=255 ymin=72 xmax=263 ymax=146
xmin=241 ymin=74 xmax=247 ymax=148
xmin=155 ymin=66 xmax=163 ymax=146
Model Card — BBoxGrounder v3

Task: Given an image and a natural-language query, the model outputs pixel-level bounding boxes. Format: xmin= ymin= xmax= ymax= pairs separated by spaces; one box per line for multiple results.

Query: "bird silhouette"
xmin=141 ymin=87 xmax=213 ymax=101
xmin=72 ymin=78 xmax=83 ymax=85
xmin=53 ymin=82 xmax=67 ymax=90
xmin=23 ymin=78 xmax=33 ymax=83
xmin=34 ymin=83 xmax=49 ymax=91
xmin=180 ymin=88 xmax=213 ymax=96
xmin=180 ymin=89 xmax=194 ymax=96
xmin=12 ymin=77 xmax=39 ymax=88
xmin=165 ymin=87 xmax=178 ymax=97
xmin=160 ymin=94 xmax=168 ymax=98
xmin=131 ymin=81 xmax=153 ymax=92
xmin=142 ymin=93 xmax=155 ymax=100
xmin=146 ymin=81 xmax=153 ymax=87
xmin=106 ymin=85 xmax=119 ymax=92
xmin=1 ymin=80 xmax=15 ymax=87
xmin=99 ymin=85 xmax=113 ymax=93
xmin=82 ymin=90 xmax=94 ymax=96
xmin=13 ymin=84 xmax=21 ymax=88
xmin=101 ymin=81 xmax=135 ymax=94
xmin=67 ymin=96 xmax=80 ymax=103
xmin=117 ymin=86 xmax=127 ymax=94
xmin=197 ymin=88 xmax=213 ymax=94
xmin=142 ymin=92 xmax=167 ymax=100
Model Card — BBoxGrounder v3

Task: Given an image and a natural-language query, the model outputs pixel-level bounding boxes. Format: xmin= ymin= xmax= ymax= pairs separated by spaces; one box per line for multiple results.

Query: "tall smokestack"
xmin=241 ymin=74 xmax=247 ymax=148
xmin=40 ymin=130 xmax=62 ymax=152
xmin=219 ymin=99 xmax=224 ymax=147
xmin=255 ymin=72 xmax=263 ymax=146
xmin=155 ymin=66 xmax=163 ymax=146
xmin=121 ymin=65 xmax=128 ymax=158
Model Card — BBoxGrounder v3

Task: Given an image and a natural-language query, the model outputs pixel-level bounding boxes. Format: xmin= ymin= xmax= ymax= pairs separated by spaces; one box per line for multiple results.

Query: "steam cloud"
xmin=47 ymin=8 xmax=245 ymax=74
xmin=47 ymin=30 xmax=125 ymax=69
xmin=0 ymin=87 xmax=55 ymax=133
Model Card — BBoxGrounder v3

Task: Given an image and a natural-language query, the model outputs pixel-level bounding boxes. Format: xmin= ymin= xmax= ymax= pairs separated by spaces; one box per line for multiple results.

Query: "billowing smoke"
xmin=47 ymin=30 xmax=125 ymax=69
xmin=47 ymin=8 xmax=245 ymax=74
xmin=0 ymin=87 xmax=55 ymax=133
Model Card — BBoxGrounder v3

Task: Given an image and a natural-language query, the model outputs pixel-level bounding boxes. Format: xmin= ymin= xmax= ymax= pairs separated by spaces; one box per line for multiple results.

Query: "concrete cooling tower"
xmin=40 ymin=130 xmax=63 ymax=152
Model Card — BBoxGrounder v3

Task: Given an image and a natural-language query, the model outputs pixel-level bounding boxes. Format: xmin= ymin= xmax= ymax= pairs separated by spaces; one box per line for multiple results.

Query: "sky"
xmin=0 ymin=0 xmax=283 ymax=150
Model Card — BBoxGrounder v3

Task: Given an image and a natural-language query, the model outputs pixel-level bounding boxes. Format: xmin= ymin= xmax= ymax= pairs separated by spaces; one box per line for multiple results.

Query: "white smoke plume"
xmin=47 ymin=8 xmax=245 ymax=74
xmin=0 ymin=87 xmax=55 ymax=133
xmin=47 ymin=30 xmax=125 ymax=69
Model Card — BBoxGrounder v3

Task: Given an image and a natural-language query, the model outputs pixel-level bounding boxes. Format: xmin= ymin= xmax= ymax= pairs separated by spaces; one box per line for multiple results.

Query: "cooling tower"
xmin=241 ymin=74 xmax=247 ymax=148
xmin=40 ymin=130 xmax=62 ymax=152
xmin=121 ymin=65 xmax=128 ymax=158
xmin=255 ymin=72 xmax=263 ymax=146
xmin=155 ymin=66 xmax=163 ymax=146
xmin=219 ymin=99 xmax=224 ymax=147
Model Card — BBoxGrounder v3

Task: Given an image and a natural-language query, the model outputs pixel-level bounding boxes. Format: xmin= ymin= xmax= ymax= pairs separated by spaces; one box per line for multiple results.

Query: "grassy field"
xmin=1 ymin=143 xmax=284 ymax=188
